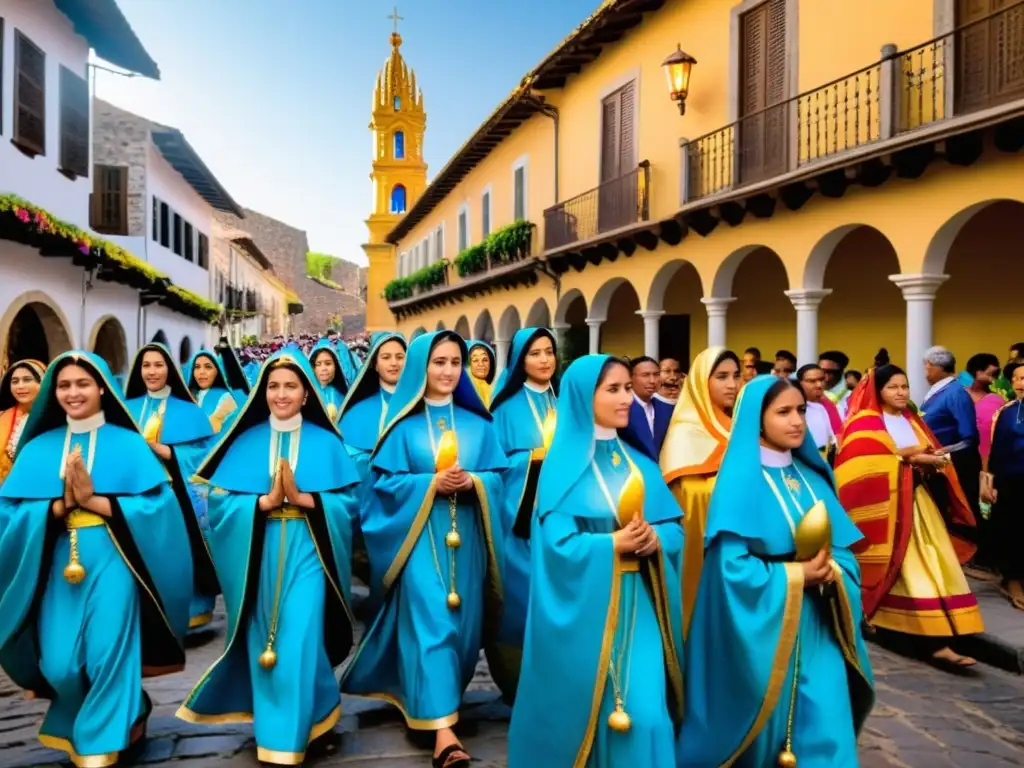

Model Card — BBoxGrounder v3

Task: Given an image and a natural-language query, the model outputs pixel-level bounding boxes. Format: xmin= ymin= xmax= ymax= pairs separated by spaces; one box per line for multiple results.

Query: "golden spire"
xmin=373 ymin=7 xmax=423 ymax=114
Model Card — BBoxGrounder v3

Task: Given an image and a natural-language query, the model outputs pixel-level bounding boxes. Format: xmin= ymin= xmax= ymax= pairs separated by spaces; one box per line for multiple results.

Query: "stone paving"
xmin=4 ymin=605 xmax=1024 ymax=767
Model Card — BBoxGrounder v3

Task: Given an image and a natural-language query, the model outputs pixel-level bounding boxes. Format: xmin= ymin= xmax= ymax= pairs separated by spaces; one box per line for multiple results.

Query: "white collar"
xmin=379 ymin=381 xmax=396 ymax=394
xmin=424 ymin=394 xmax=453 ymax=407
xmin=270 ymin=413 xmax=302 ymax=432
xmin=633 ymin=392 xmax=654 ymax=409
xmin=925 ymin=376 xmax=956 ymax=403
xmin=524 ymin=379 xmax=551 ymax=394
xmin=147 ymin=385 xmax=171 ymax=400
xmin=594 ymin=424 xmax=617 ymax=440
xmin=760 ymin=445 xmax=793 ymax=467
xmin=67 ymin=411 xmax=106 ymax=434
xmin=653 ymin=392 xmax=677 ymax=406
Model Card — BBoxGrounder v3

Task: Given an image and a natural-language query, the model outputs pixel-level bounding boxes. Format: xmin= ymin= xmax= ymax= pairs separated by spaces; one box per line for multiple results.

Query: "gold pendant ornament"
xmin=611 ymin=450 xmax=622 ymax=468
xmin=258 ymin=647 xmax=278 ymax=670
xmin=446 ymin=591 xmax=462 ymax=610
xmin=445 ymin=530 xmax=461 ymax=549
xmin=64 ymin=529 xmax=86 ymax=584
xmin=607 ymin=698 xmax=631 ymax=732
xmin=777 ymin=750 xmax=797 ymax=768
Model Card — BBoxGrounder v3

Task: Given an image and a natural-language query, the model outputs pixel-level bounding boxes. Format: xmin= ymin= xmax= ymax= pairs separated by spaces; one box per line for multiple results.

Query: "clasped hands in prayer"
xmin=52 ymin=448 xmax=111 ymax=518
xmin=259 ymin=460 xmax=315 ymax=512
xmin=612 ymin=517 xmax=660 ymax=557
xmin=435 ymin=465 xmax=474 ymax=496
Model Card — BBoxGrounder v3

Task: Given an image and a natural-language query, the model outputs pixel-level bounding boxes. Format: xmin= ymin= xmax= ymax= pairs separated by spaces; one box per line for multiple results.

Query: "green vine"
xmin=0 ymin=194 xmax=223 ymax=324
xmin=453 ymin=219 xmax=534 ymax=278
xmin=383 ymin=259 xmax=448 ymax=302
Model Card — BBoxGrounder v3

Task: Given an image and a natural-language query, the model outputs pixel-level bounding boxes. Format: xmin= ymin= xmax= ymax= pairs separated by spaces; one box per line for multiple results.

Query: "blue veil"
xmin=337 ymin=332 xmax=406 ymax=452
xmin=309 ymin=338 xmax=350 ymax=397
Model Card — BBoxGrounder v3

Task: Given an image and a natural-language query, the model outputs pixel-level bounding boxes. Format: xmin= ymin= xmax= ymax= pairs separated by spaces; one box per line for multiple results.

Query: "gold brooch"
xmin=611 ymin=451 xmax=622 ymax=468
xmin=784 ymin=473 xmax=802 ymax=495
xmin=437 ymin=417 xmax=447 ymax=431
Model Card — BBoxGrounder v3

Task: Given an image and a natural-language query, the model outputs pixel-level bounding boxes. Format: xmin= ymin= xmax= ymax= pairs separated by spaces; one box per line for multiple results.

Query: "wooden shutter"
xmin=514 ymin=167 xmax=526 ymax=220
xmin=59 ymin=66 xmax=89 ymax=177
xmin=198 ymin=233 xmax=209 ymax=269
xmin=13 ymin=31 xmax=45 ymax=156
xmin=738 ymin=0 xmax=788 ymax=182
xmin=600 ymin=96 xmax=619 ymax=182
xmin=955 ymin=0 xmax=1024 ymax=112
xmin=89 ymin=166 xmax=127 ymax=235
xmin=618 ymin=82 xmax=636 ymax=172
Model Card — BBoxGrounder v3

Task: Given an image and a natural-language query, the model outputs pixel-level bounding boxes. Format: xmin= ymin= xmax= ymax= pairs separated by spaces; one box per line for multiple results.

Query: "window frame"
xmin=481 ymin=185 xmax=492 ymax=239
xmin=457 ymin=202 xmax=470 ymax=252
xmin=89 ymin=164 xmax=128 ymax=235
xmin=58 ymin=64 xmax=90 ymax=178
xmin=512 ymin=154 xmax=529 ymax=222
xmin=12 ymin=30 xmax=46 ymax=157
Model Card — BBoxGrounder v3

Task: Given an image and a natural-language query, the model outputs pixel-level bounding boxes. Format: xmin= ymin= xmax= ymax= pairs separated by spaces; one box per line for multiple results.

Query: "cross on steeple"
xmin=388 ymin=7 xmax=404 ymax=35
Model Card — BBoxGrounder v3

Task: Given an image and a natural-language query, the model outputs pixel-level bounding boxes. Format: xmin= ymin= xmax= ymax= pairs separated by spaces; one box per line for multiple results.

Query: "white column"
xmin=493 ymin=337 xmax=511 ymax=376
xmin=637 ymin=310 xmax=665 ymax=359
xmin=700 ymin=297 xmax=735 ymax=349
xmin=783 ymin=288 xmax=832 ymax=368
xmin=585 ymin=318 xmax=604 ymax=354
xmin=552 ymin=322 xmax=569 ymax=355
xmin=889 ymin=273 xmax=949 ymax=403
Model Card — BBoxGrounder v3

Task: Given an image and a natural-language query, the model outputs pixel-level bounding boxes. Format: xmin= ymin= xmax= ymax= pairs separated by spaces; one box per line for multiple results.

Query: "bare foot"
xmin=433 ymin=727 xmax=470 ymax=767
xmin=1005 ymin=579 xmax=1024 ymax=611
xmin=932 ymin=646 xmax=976 ymax=666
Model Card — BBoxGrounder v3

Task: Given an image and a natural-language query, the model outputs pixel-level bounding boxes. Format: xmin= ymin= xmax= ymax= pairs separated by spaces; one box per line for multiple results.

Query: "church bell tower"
xmin=363 ymin=8 xmax=428 ymax=331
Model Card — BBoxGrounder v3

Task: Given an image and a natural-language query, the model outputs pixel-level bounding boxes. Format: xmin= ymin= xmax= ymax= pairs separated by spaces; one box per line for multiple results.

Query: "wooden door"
xmin=599 ymin=81 xmax=637 ymax=234
xmin=738 ymin=0 xmax=788 ymax=183
xmin=955 ymin=0 xmax=1024 ymax=114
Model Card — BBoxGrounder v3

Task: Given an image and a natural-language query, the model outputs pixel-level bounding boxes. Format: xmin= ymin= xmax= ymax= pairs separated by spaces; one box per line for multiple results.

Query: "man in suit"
xmin=622 ymin=356 xmax=673 ymax=460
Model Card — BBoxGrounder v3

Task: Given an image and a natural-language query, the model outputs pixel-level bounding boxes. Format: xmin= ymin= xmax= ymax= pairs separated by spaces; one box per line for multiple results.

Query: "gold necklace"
xmin=424 ymin=402 xmax=462 ymax=610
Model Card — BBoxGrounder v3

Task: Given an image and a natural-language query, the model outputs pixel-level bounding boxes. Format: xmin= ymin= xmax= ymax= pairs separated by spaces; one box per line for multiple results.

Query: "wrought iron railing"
xmin=543 ymin=161 xmax=651 ymax=251
xmin=683 ymin=1 xmax=1024 ymax=202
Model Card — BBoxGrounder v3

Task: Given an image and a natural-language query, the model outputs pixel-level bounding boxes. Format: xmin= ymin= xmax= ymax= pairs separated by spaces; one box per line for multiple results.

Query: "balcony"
xmin=543 ymin=162 xmax=651 ymax=251
xmin=683 ymin=2 xmax=1024 ymax=203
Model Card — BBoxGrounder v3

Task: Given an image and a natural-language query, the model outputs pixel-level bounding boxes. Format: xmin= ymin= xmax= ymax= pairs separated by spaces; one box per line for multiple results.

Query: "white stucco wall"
xmin=143 ymin=304 xmax=211 ymax=366
xmin=0 ymin=0 xmax=91 ymax=224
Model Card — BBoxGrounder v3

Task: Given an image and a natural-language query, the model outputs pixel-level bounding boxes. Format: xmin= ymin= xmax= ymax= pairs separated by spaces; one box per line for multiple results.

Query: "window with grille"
xmin=13 ymin=31 xmax=45 ymax=156
xmin=90 ymin=166 xmax=128 ymax=234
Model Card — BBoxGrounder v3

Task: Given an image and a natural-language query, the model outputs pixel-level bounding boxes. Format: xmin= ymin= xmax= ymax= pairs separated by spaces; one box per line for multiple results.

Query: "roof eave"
xmin=55 ymin=0 xmax=160 ymax=79
xmin=150 ymin=129 xmax=245 ymax=218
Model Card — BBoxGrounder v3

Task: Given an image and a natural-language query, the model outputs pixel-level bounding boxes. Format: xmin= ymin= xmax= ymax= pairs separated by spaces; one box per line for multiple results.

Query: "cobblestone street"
xmin=4 ymin=614 xmax=1024 ymax=767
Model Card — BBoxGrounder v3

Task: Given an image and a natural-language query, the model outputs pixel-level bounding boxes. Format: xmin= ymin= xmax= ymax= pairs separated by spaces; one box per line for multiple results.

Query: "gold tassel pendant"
xmin=778 ymin=751 xmax=797 ymax=768
xmin=260 ymin=518 xmax=289 ymax=671
xmin=607 ymin=698 xmax=631 ymax=732
xmin=63 ymin=527 xmax=86 ymax=584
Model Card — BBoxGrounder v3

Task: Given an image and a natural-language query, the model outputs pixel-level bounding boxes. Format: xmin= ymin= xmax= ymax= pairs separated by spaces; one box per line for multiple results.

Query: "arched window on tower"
xmin=394 ymin=95 xmax=401 ymax=111
xmin=391 ymin=184 xmax=407 ymax=214
xmin=394 ymin=131 xmax=405 ymax=159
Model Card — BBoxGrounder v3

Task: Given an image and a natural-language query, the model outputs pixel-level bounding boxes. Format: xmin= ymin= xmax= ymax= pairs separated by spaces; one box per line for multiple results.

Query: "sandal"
xmin=432 ymin=743 xmax=471 ymax=768
xmin=1000 ymin=580 xmax=1024 ymax=611
xmin=931 ymin=646 xmax=977 ymax=670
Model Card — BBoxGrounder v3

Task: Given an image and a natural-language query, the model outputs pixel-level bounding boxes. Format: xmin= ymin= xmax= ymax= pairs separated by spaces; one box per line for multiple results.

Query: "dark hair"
xmin=796 ymin=363 xmax=822 ymax=381
xmin=9 ymin=361 xmax=42 ymax=383
xmin=967 ymin=353 xmax=1000 ymax=377
xmin=873 ymin=363 xmax=907 ymax=394
xmin=659 ymin=356 xmax=681 ymax=366
xmin=755 ymin=360 xmax=775 ymax=375
xmin=1004 ymin=361 xmax=1024 ymax=382
xmin=873 ymin=348 xmax=890 ymax=368
xmin=760 ymin=377 xmax=804 ymax=420
xmin=628 ymin=356 xmax=658 ymax=372
xmin=774 ymin=350 xmax=797 ymax=366
xmin=1011 ymin=343 xmax=1024 ymax=357
xmin=711 ymin=350 xmax=741 ymax=374
xmin=846 ymin=370 xmax=862 ymax=383
xmin=598 ymin=357 xmax=630 ymax=386
xmin=819 ymin=350 xmax=850 ymax=370
xmin=743 ymin=347 xmax=761 ymax=358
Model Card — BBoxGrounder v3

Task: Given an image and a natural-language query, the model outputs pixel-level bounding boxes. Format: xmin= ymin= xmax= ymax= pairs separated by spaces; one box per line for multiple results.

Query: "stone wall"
xmin=293 ymin=277 xmax=366 ymax=336
xmin=92 ymin=99 xmax=150 ymax=237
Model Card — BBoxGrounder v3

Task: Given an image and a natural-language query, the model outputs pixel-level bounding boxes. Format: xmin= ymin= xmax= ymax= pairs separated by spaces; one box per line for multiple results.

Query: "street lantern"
xmin=662 ymin=44 xmax=697 ymax=115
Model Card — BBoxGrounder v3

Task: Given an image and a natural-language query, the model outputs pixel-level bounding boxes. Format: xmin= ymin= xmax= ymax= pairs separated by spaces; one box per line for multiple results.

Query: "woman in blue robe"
xmin=177 ymin=349 xmax=361 ymax=765
xmin=187 ymin=350 xmax=239 ymax=435
xmin=508 ymin=355 xmax=683 ymax=768
xmin=338 ymin=332 xmax=407 ymax=479
xmin=309 ymin=338 xmax=349 ymax=424
xmin=333 ymin=338 xmax=362 ymax=387
xmin=0 ymin=351 xmax=191 ymax=766
xmin=488 ymin=326 xmax=559 ymax=702
xmin=124 ymin=343 xmax=220 ymax=632
xmin=217 ymin=343 xmax=252 ymax=405
xmin=342 ymin=330 xmax=508 ymax=768
xmin=679 ymin=375 xmax=875 ymax=767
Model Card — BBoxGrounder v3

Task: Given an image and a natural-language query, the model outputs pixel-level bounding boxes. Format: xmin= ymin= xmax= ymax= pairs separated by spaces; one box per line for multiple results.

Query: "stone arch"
xmin=0 ymin=290 xmax=74 ymax=367
xmin=923 ymin=198 xmax=1024 ymax=276
xmin=588 ymin=277 xmax=633 ymax=322
xmin=524 ymin=297 xmax=551 ymax=328
xmin=474 ymin=309 xmax=495 ymax=342
xmin=410 ymin=326 xmax=427 ymax=340
xmin=454 ymin=315 xmax=471 ymax=338
xmin=646 ymin=259 xmax=704 ymax=312
xmin=89 ymin=315 xmax=128 ymax=376
xmin=498 ymin=305 xmax=521 ymax=341
xmin=179 ymin=336 xmax=193 ymax=365
xmin=554 ymin=288 xmax=587 ymax=325
xmin=151 ymin=329 xmax=169 ymax=346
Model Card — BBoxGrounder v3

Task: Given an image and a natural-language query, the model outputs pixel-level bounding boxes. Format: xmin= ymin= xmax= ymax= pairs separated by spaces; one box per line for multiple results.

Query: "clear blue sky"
xmin=96 ymin=0 xmax=601 ymax=266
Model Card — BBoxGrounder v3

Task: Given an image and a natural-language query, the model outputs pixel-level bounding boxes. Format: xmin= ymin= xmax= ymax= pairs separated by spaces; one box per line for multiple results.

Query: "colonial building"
xmin=376 ymin=0 xmax=1024 ymax=401
xmin=0 ymin=0 xmax=218 ymax=375
xmin=92 ymin=99 xmax=247 ymax=363
xmin=363 ymin=19 xmax=428 ymax=332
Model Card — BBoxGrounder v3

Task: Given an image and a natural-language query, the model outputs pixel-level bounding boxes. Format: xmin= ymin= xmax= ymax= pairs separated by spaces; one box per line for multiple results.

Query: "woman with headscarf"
xmin=0 ymin=351 xmax=191 ymax=765
xmin=488 ymin=327 xmax=559 ymax=702
xmin=679 ymin=375 xmax=873 ymax=766
xmin=177 ymin=349 xmax=360 ymax=765
xmin=0 ymin=358 xmax=45 ymax=485
xmin=342 ymin=331 xmax=507 ymax=768
xmin=659 ymin=346 xmax=740 ymax=637
xmin=309 ymin=338 xmax=349 ymax=424
xmin=836 ymin=362 xmax=983 ymax=667
xmin=187 ymin=350 xmax=239 ymax=434
xmin=123 ymin=343 xmax=220 ymax=632
xmin=466 ymin=340 xmax=496 ymax=408
xmin=508 ymin=354 xmax=683 ymax=767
